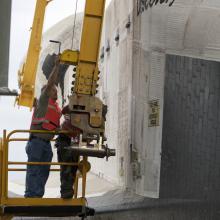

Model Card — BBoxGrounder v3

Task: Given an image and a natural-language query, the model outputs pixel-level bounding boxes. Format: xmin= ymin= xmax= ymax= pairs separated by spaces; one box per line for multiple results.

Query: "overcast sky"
xmin=0 ymin=0 xmax=111 ymax=168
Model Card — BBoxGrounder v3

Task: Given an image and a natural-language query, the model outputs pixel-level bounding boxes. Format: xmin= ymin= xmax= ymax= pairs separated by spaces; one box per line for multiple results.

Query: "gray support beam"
xmin=0 ymin=0 xmax=11 ymax=87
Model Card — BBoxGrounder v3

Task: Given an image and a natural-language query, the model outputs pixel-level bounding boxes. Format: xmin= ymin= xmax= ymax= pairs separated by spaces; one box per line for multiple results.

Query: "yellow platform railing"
xmin=0 ymin=129 xmax=89 ymax=208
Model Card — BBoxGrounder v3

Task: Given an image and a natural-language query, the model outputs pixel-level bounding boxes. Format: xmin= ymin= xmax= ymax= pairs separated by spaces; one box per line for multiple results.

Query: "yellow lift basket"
xmin=0 ymin=130 xmax=94 ymax=220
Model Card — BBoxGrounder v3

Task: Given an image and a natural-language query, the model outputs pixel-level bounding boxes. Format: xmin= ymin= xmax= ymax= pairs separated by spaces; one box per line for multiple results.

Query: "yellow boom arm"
xmin=61 ymin=0 xmax=106 ymax=141
xmin=73 ymin=0 xmax=105 ymax=95
xmin=17 ymin=0 xmax=50 ymax=108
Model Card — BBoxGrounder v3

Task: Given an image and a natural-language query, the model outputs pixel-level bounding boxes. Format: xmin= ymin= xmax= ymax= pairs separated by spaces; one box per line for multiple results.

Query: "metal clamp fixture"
xmin=67 ymin=135 xmax=116 ymax=161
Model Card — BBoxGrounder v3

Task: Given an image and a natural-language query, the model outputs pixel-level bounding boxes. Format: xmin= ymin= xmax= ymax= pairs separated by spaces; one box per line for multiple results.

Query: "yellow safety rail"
xmin=0 ymin=130 xmax=89 ymax=211
xmin=17 ymin=0 xmax=50 ymax=109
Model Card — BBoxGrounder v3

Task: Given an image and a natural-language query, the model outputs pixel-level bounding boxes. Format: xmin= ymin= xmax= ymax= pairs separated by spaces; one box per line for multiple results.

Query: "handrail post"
xmin=0 ymin=136 xmax=3 ymax=203
xmin=82 ymin=156 xmax=88 ymax=198
xmin=4 ymin=130 xmax=8 ymax=199
xmin=1 ymin=130 xmax=7 ymax=203
xmin=74 ymin=175 xmax=79 ymax=199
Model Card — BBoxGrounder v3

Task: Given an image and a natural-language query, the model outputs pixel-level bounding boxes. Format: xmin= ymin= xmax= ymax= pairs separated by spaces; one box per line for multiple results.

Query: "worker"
xmin=24 ymin=56 xmax=61 ymax=198
xmin=55 ymin=105 xmax=81 ymax=199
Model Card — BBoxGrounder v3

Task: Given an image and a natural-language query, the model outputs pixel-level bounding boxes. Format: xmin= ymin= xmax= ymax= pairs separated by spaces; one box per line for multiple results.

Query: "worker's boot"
xmin=61 ymin=191 xmax=74 ymax=199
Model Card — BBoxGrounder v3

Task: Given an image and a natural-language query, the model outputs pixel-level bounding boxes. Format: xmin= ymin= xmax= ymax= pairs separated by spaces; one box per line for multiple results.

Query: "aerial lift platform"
xmin=0 ymin=129 xmax=114 ymax=219
xmin=0 ymin=130 xmax=95 ymax=220
xmin=1 ymin=0 xmax=115 ymax=219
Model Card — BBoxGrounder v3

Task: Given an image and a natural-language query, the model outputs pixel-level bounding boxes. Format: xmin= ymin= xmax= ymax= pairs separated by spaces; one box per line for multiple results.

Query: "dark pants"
xmin=25 ymin=138 xmax=53 ymax=198
xmin=55 ymin=134 xmax=78 ymax=198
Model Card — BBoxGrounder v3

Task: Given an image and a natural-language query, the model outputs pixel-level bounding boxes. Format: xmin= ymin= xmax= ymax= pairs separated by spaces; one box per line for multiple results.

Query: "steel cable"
xmin=71 ymin=0 xmax=79 ymax=50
